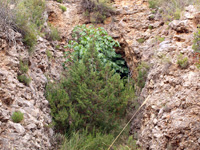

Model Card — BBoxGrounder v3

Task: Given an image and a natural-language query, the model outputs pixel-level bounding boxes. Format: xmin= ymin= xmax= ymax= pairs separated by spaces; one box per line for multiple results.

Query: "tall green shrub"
xmin=46 ymin=44 xmax=134 ymax=134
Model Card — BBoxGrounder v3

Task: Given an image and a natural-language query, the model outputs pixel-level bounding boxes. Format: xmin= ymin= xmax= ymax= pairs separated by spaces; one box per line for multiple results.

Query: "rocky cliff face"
xmin=0 ymin=0 xmax=200 ymax=149
xmin=104 ymin=1 xmax=200 ymax=149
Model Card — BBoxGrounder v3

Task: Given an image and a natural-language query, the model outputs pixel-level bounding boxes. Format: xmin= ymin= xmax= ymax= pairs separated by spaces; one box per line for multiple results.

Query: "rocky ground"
xmin=0 ymin=0 xmax=200 ymax=149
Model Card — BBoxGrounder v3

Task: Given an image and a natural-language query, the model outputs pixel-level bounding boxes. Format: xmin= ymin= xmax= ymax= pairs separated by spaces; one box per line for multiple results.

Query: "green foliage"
xmin=11 ymin=111 xmax=24 ymax=123
xmin=46 ymin=45 xmax=135 ymax=134
xmin=59 ymin=5 xmax=67 ymax=12
xmin=17 ymin=74 xmax=31 ymax=85
xmin=48 ymin=24 xmax=61 ymax=41
xmin=61 ymin=130 xmax=114 ymax=150
xmin=136 ymin=62 xmax=150 ymax=89
xmin=15 ymin=0 xmax=46 ymax=49
xmin=65 ymin=25 xmax=128 ymax=78
xmin=177 ymin=54 xmax=188 ymax=69
xmin=19 ymin=60 xmax=29 ymax=74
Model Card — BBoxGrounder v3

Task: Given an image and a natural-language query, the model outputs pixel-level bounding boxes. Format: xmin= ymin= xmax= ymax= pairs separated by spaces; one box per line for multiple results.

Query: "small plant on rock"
xmin=11 ymin=111 xmax=24 ymax=123
xmin=59 ymin=5 xmax=67 ymax=12
xmin=56 ymin=0 xmax=63 ymax=3
xmin=17 ymin=74 xmax=31 ymax=85
xmin=136 ymin=62 xmax=150 ymax=89
xmin=177 ymin=54 xmax=189 ymax=69
xmin=137 ymin=38 xmax=146 ymax=43
xmin=19 ymin=60 xmax=29 ymax=74
xmin=48 ymin=24 xmax=61 ymax=41
xmin=46 ymin=50 xmax=53 ymax=60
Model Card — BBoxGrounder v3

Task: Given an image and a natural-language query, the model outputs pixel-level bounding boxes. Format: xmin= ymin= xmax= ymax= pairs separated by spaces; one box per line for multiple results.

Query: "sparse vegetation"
xmin=136 ymin=62 xmax=150 ymax=89
xmin=81 ymin=0 xmax=115 ymax=23
xmin=177 ymin=54 xmax=189 ymax=69
xmin=11 ymin=111 xmax=24 ymax=123
xmin=156 ymin=36 xmax=165 ymax=43
xmin=0 ymin=0 xmax=46 ymax=50
xmin=148 ymin=0 xmax=200 ymax=22
xmin=46 ymin=50 xmax=53 ymax=60
xmin=56 ymin=0 xmax=63 ymax=3
xmin=19 ymin=60 xmax=29 ymax=74
xmin=48 ymin=24 xmax=61 ymax=41
xmin=192 ymin=28 xmax=200 ymax=68
xmin=59 ymin=5 xmax=67 ymax=12
xmin=148 ymin=25 xmax=153 ymax=30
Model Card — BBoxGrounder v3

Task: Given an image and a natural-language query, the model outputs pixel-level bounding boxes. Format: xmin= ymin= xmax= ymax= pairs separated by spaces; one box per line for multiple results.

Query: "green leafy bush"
xmin=59 ymin=5 xmax=67 ymax=12
xmin=64 ymin=25 xmax=128 ymax=78
xmin=17 ymin=74 xmax=31 ymax=85
xmin=11 ymin=111 xmax=24 ymax=123
xmin=177 ymin=54 xmax=188 ymax=69
xmin=46 ymin=44 xmax=135 ymax=134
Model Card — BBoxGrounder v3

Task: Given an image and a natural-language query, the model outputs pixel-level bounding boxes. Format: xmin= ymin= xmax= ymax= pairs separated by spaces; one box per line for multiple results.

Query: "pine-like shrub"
xmin=46 ymin=44 xmax=135 ymax=134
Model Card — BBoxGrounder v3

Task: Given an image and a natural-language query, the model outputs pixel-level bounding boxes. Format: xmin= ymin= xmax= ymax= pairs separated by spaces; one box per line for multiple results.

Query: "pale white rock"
xmin=11 ymin=123 xmax=25 ymax=134
xmin=26 ymin=123 xmax=37 ymax=130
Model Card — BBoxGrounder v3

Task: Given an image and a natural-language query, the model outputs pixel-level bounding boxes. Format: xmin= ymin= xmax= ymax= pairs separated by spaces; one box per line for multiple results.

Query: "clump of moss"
xmin=11 ymin=111 xmax=24 ymax=123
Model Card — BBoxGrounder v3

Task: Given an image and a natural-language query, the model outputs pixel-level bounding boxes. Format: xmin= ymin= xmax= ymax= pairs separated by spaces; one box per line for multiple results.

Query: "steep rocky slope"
xmin=0 ymin=0 xmax=200 ymax=149
xmin=103 ymin=0 xmax=200 ymax=149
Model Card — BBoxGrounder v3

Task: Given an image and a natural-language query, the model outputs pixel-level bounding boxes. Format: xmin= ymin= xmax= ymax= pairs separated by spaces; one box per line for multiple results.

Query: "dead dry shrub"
xmin=81 ymin=0 xmax=115 ymax=23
